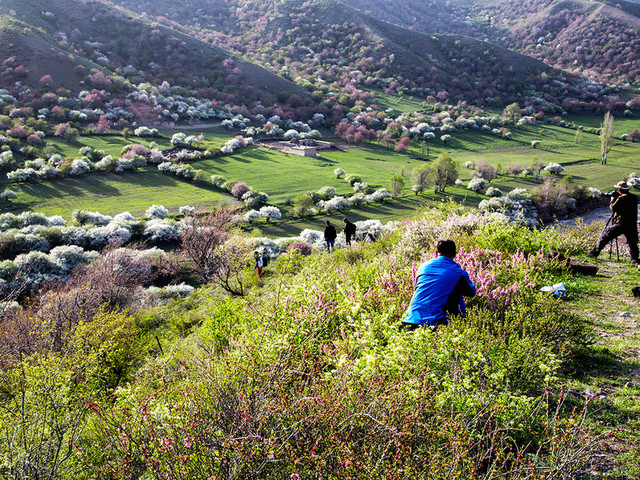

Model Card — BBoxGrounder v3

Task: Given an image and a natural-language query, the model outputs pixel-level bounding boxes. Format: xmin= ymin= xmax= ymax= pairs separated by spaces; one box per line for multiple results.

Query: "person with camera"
xmin=589 ymin=181 xmax=639 ymax=263
xmin=401 ymin=239 xmax=476 ymax=331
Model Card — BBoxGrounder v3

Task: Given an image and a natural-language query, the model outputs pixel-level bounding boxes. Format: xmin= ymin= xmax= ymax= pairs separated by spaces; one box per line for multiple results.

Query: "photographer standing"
xmin=589 ymin=181 xmax=639 ymax=263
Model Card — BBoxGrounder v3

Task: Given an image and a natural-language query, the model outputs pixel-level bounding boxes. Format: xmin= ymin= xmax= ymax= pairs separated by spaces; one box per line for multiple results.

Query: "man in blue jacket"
xmin=401 ymin=239 xmax=476 ymax=331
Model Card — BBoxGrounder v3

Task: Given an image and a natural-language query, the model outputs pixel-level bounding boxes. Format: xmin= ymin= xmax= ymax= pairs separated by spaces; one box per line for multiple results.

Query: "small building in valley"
xmin=281 ymin=145 xmax=318 ymax=157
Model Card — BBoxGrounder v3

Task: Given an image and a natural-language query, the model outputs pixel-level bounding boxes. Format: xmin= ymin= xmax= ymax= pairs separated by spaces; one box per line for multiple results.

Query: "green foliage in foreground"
xmin=0 ymin=208 xmax=624 ymax=479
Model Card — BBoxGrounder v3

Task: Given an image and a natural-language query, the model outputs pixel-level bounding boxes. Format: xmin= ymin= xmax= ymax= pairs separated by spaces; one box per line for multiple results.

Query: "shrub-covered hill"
xmin=470 ymin=0 xmax=640 ymax=85
xmin=0 ymin=0 xmax=310 ymax=108
xmin=344 ymin=0 xmax=640 ymax=86
xmin=2 ymin=206 xmax=638 ymax=478
xmin=103 ymin=0 xmax=594 ymax=106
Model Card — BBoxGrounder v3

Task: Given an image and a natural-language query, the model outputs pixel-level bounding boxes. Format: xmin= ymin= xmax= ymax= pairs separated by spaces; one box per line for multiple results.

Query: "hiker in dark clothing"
xmin=589 ymin=181 xmax=639 ymax=263
xmin=343 ymin=217 xmax=356 ymax=246
xmin=324 ymin=220 xmax=337 ymax=253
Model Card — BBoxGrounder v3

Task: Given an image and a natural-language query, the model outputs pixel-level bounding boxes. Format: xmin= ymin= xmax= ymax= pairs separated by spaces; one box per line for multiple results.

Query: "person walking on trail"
xmin=324 ymin=220 xmax=337 ymax=253
xmin=401 ymin=239 xmax=476 ymax=331
xmin=254 ymin=251 xmax=264 ymax=281
xmin=589 ymin=181 xmax=639 ymax=263
xmin=343 ymin=217 xmax=356 ymax=246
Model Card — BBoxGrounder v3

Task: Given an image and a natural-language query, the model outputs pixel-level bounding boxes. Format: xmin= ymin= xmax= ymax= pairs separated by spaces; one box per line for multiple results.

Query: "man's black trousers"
xmin=594 ymin=223 xmax=639 ymax=261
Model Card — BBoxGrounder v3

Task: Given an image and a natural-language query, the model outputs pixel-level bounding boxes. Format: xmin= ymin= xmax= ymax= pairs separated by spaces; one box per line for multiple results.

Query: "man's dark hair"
xmin=436 ymin=239 xmax=456 ymax=257
xmin=326 ymin=220 xmax=331 ymax=226
xmin=343 ymin=217 xmax=349 ymax=222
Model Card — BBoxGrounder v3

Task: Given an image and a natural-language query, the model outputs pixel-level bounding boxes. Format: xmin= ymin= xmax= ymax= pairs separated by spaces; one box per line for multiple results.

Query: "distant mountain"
xmin=475 ymin=0 xmax=640 ymax=84
xmin=342 ymin=0 xmax=640 ymax=85
xmin=103 ymin=0 xmax=590 ymax=106
xmin=0 ymin=0 xmax=309 ymax=109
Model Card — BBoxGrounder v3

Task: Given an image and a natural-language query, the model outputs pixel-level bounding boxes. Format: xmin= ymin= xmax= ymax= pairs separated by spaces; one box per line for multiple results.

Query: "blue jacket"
xmin=402 ymin=256 xmax=476 ymax=326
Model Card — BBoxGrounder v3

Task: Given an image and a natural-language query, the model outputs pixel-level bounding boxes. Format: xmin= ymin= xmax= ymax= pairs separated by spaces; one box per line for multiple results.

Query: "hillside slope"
xmin=102 ymin=0 xmax=590 ymax=105
xmin=0 ymin=0 xmax=309 ymax=105
xmin=343 ymin=0 xmax=640 ymax=85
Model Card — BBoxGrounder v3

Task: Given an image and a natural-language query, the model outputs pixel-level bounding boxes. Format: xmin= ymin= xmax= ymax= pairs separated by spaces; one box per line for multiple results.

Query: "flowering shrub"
xmin=367 ymin=188 xmax=392 ymax=203
xmin=72 ymin=210 xmax=112 ymax=226
xmin=70 ymin=159 xmax=90 ymax=176
xmin=231 ymin=182 xmax=251 ymax=199
xmin=0 ymin=150 xmax=13 ymax=168
xmin=48 ymin=245 xmax=99 ymax=273
xmin=113 ymin=212 xmax=135 ymax=223
xmin=344 ymin=173 xmax=362 ymax=186
xmin=116 ymin=155 xmax=146 ymax=172
xmin=1 ymin=189 xmax=17 ymax=200
xmin=354 ymin=219 xmax=387 ymax=240
xmin=137 ymin=283 xmax=194 ymax=307
xmin=259 ymin=206 xmax=281 ymax=221
xmin=334 ymin=167 xmax=345 ymax=178
xmin=210 ymin=175 xmax=227 ymax=189
xmin=145 ymin=205 xmax=169 ymax=219
xmin=242 ymin=191 xmax=269 ymax=209
xmin=243 ymin=210 xmax=263 ymax=223
xmin=478 ymin=195 xmax=538 ymax=226
xmin=317 ymin=186 xmax=337 ymax=200
xmin=143 ymin=219 xmax=179 ymax=243
xmin=7 ymin=167 xmax=39 ymax=182
xmin=467 ymin=177 xmax=488 ymax=194
xmin=353 ymin=182 xmax=368 ymax=193
xmin=94 ymin=155 xmax=116 ymax=171
xmin=319 ymin=196 xmax=350 ymax=212
xmin=134 ymin=126 xmax=158 ymax=137
xmin=456 ymin=247 xmax=550 ymax=309
xmin=544 ymin=162 xmax=565 ymax=174
xmin=348 ymin=192 xmax=368 ymax=206
xmin=299 ymin=228 xmax=323 ymax=244
xmin=170 ymin=132 xmax=187 ymax=145
xmin=485 ymin=186 xmax=503 ymax=197
xmin=286 ymin=241 xmax=313 ymax=256
xmin=87 ymin=223 xmax=133 ymax=249
xmin=628 ymin=173 xmax=640 ymax=188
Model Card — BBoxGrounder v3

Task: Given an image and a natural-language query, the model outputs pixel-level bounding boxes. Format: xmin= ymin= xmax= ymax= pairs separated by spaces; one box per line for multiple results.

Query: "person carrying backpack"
xmin=343 ymin=217 xmax=356 ymax=246
xmin=254 ymin=251 xmax=264 ymax=281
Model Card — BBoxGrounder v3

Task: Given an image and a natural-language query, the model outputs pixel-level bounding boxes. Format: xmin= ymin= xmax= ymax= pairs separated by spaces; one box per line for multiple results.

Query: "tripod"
xmin=605 ymin=214 xmax=620 ymax=261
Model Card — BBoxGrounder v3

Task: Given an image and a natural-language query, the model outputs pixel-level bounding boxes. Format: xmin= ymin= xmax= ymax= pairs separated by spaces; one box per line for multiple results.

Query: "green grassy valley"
xmin=3 ymin=0 xmax=640 ymax=477
xmin=3 ymin=115 xmax=639 ymax=233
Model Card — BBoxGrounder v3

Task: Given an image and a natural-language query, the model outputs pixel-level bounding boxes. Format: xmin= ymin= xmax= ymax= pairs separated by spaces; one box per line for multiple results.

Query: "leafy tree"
xmin=394 ymin=137 xmax=410 ymax=153
xmin=380 ymin=135 xmax=396 ymax=149
xmin=389 ymin=174 xmax=405 ymax=198
xmin=628 ymin=129 xmax=640 ymax=142
xmin=428 ymin=153 xmax=458 ymax=192
xmin=293 ymin=195 xmax=315 ymax=217
xmin=507 ymin=163 xmax=523 ymax=178
xmin=180 ymin=207 xmax=249 ymax=295
xmin=476 ymin=161 xmax=497 ymax=183
xmin=600 ymin=111 xmax=614 ymax=165
xmin=503 ymin=103 xmax=521 ymax=123
xmin=411 ymin=165 xmax=430 ymax=194
xmin=574 ymin=129 xmax=584 ymax=145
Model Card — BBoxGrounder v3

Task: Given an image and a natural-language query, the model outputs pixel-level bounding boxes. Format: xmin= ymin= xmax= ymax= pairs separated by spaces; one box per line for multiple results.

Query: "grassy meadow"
xmin=2 ymin=114 xmax=640 ymax=234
